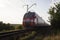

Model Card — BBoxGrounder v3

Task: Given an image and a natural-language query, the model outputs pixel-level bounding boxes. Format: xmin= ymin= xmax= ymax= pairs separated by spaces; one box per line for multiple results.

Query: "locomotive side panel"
xmin=34 ymin=13 xmax=46 ymax=26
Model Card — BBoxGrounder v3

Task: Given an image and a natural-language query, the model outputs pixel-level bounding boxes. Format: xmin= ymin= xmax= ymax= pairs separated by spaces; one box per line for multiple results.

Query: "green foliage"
xmin=19 ymin=31 xmax=36 ymax=40
xmin=48 ymin=2 xmax=60 ymax=31
xmin=0 ymin=22 xmax=15 ymax=31
xmin=18 ymin=25 xmax=23 ymax=29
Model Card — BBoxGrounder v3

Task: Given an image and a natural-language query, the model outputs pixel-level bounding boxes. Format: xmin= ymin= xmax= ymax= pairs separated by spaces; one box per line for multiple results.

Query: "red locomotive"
xmin=23 ymin=11 xmax=49 ymax=29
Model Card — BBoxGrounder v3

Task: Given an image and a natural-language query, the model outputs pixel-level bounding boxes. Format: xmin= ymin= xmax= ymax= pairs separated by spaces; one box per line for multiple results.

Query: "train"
xmin=23 ymin=11 xmax=50 ymax=30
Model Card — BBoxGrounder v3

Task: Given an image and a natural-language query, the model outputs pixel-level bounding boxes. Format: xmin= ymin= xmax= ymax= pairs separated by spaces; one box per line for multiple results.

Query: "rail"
xmin=0 ymin=29 xmax=32 ymax=40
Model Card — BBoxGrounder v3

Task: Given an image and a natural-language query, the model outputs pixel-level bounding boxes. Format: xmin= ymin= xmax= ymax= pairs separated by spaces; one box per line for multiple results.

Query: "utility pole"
xmin=24 ymin=3 xmax=36 ymax=13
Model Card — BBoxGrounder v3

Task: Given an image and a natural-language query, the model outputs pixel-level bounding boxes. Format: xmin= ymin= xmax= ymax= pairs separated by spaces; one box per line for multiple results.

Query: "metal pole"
xmin=27 ymin=5 xmax=28 ymax=12
xmin=23 ymin=3 xmax=36 ymax=13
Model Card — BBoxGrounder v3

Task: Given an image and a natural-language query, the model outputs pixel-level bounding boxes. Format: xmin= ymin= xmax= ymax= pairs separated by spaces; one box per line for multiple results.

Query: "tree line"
xmin=0 ymin=21 xmax=15 ymax=31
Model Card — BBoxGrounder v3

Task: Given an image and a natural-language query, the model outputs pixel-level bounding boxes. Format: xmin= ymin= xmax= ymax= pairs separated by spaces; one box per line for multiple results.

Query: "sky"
xmin=0 ymin=0 xmax=60 ymax=24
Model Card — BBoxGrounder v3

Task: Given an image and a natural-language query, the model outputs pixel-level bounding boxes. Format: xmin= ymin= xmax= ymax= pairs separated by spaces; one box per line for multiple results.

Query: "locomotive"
xmin=23 ymin=11 xmax=49 ymax=29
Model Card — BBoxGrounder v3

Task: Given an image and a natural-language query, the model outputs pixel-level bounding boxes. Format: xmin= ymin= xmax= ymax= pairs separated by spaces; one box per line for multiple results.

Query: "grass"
xmin=19 ymin=31 xmax=36 ymax=40
xmin=43 ymin=34 xmax=60 ymax=40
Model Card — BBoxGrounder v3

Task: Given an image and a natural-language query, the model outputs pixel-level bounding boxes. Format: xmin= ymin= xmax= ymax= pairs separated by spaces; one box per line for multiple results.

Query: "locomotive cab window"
xmin=24 ymin=12 xmax=35 ymax=18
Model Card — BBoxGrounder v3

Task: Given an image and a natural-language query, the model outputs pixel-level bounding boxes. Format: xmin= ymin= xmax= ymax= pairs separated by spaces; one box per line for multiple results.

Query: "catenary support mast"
xmin=24 ymin=3 xmax=36 ymax=13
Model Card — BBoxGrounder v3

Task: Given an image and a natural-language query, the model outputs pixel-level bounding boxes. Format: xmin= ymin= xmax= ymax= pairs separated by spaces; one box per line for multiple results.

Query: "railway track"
xmin=0 ymin=29 xmax=33 ymax=40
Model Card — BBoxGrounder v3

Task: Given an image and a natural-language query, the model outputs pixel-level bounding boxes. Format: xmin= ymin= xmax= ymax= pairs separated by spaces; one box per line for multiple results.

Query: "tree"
xmin=0 ymin=22 xmax=15 ymax=31
xmin=48 ymin=2 xmax=60 ymax=30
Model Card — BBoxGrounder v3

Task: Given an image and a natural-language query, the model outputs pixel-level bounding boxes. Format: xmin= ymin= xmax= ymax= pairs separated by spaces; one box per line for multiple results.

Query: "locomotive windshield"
xmin=24 ymin=12 xmax=35 ymax=18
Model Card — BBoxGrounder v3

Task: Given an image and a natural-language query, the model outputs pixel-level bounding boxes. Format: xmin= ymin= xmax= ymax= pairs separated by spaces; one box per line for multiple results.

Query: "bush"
xmin=18 ymin=25 xmax=23 ymax=29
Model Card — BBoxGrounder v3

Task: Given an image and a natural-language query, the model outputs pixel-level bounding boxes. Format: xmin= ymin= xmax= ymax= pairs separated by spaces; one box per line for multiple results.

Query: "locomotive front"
xmin=23 ymin=12 xmax=36 ymax=28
